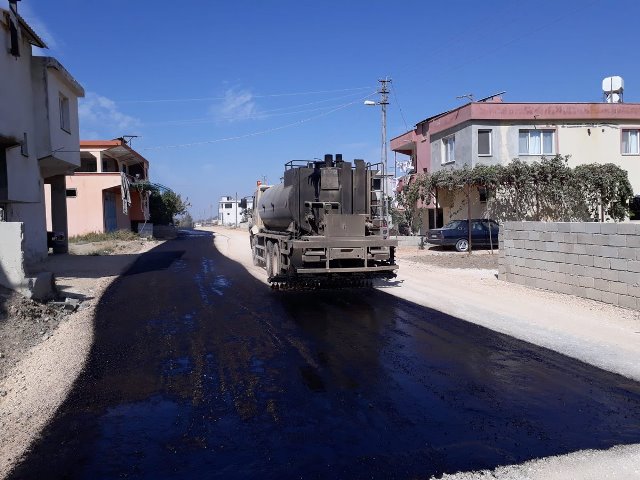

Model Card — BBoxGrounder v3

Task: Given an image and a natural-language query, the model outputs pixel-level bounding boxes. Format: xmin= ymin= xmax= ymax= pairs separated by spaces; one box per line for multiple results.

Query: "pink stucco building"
xmin=64 ymin=139 xmax=150 ymax=237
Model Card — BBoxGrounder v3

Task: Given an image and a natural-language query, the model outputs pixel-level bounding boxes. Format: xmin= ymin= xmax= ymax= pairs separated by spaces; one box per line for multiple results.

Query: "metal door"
xmin=104 ymin=191 xmax=117 ymax=232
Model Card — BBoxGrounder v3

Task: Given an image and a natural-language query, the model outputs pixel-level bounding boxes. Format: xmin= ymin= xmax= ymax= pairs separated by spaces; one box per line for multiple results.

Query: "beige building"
xmin=391 ymin=98 xmax=640 ymax=228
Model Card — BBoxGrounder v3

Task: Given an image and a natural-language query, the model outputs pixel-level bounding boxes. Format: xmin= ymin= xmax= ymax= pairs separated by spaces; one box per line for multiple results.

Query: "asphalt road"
xmin=10 ymin=231 xmax=640 ymax=479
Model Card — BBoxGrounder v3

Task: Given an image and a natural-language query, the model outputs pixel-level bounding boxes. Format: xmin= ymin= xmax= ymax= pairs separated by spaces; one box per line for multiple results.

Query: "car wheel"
xmin=455 ymin=238 xmax=469 ymax=252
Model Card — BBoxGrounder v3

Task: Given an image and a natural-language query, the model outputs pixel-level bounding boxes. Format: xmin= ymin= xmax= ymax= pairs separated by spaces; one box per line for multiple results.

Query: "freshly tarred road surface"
xmin=9 ymin=231 xmax=640 ymax=479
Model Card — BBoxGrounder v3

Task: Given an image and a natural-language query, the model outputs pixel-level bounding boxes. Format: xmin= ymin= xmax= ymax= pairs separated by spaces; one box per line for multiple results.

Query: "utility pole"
xmin=379 ymin=78 xmax=390 ymax=227
xmin=235 ymin=192 xmax=238 ymax=227
xmin=365 ymin=79 xmax=391 ymax=225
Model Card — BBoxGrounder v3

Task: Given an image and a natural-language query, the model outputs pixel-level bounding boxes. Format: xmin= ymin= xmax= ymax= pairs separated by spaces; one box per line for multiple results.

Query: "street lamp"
xmin=364 ymin=78 xmax=391 ymax=229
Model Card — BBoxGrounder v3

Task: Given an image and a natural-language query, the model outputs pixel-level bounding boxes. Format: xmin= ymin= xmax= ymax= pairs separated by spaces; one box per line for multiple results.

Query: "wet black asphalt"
xmin=9 ymin=230 xmax=640 ymax=479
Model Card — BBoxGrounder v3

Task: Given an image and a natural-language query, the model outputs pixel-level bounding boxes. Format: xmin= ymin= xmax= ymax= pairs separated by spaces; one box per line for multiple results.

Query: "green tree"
xmin=406 ymin=157 xmax=632 ymax=223
xmin=177 ymin=212 xmax=194 ymax=228
xmin=574 ymin=163 xmax=633 ymax=221
xmin=135 ymin=182 xmax=190 ymax=225
xmin=396 ymin=173 xmax=433 ymax=233
xmin=150 ymin=189 xmax=190 ymax=225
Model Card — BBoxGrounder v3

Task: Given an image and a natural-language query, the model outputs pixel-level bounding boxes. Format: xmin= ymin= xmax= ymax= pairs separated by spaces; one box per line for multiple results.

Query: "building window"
xmin=622 ymin=129 xmax=639 ymax=155
xmin=225 ymin=203 xmax=233 ymax=209
xmin=519 ymin=129 xmax=554 ymax=155
xmin=65 ymin=188 xmax=77 ymax=198
xmin=479 ymin=187 xmax=488 ymax=203
xmin=442 ymin=135 xmax=455 ymax=164
xmin=59 ymin=94 xmax=70 ymax=132
xmin=478 ymin=129 xmax=492 ymax=156
xmin=8 ymin=16 xmax=19 ymax=57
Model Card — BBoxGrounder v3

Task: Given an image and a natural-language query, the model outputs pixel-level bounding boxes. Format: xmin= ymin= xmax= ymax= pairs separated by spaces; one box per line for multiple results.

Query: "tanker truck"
xmin=249 ymin=154 xmax=398 ymax=287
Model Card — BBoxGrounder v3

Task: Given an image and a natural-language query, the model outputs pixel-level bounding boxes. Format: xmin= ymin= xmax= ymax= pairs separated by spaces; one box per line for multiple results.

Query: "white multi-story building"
xmin=0 ymin=1 xmax=84 ymax=295
xmin=218 ymin=196 xmax=240 ymax=226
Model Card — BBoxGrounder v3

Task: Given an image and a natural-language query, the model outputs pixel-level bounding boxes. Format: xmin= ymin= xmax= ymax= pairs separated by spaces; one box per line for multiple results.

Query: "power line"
xmin=390 ymin=81 xmax=409 ymax=132
xmin=141 ymin=90 xmax=369 ymax=127
xmin=141 ymin=92 xmax=376 ymax=151
xmin=144 ymin=102 xmax=364 ymax=127
xmin=116 ymin=86 xmax=374 ymax=104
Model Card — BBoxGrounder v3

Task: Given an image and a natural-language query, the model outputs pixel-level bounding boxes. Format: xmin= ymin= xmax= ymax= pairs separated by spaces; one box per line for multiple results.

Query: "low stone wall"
xmin=390 ymin=235 xmax=425 ymax=247
xmin=499 ymin=221 xmax=640 ymax=310
xmin=0 ymin=222 xmax=27 ymax=290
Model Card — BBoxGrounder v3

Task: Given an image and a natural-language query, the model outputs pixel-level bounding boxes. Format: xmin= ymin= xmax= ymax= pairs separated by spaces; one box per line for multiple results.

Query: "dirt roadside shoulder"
xmin=0 ymin=239 xmax=162 ymax=479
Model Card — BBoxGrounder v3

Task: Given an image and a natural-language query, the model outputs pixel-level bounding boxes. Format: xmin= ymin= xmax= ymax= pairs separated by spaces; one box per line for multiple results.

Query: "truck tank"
xmin=257 ymin=154 xmax=372 ymax=236
xmin=257 ymin=183 xmax=297 ymax=232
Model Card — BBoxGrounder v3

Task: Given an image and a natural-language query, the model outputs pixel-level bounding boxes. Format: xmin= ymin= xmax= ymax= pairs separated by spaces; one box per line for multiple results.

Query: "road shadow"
xmin=8 ymin=230 xmax=640 ymax=479
xmin=35 ymin=252 xmax=144 ymax=279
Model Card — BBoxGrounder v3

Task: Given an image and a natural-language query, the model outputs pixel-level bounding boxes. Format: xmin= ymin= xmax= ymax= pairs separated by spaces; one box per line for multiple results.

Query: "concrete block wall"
xmin=0 ymin=222 xmax=55 ymax=301
xmin=498 ymin=221 xmax=640 ymax=310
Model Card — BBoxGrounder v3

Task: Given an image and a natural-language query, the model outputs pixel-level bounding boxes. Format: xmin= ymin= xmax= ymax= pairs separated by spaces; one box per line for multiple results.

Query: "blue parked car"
xmin=426 ymin=219 xmax=500 ymax=252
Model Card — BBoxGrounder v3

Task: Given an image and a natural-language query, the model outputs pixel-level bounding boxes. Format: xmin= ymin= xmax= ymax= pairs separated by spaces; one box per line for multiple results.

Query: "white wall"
xmin=0 ymin=19 xmax=39 ymax=204
xmin=0 ymin=222 xmax=27 ymax=289
xmin=31 ymin=58 xmax=82 ymax=171
xmin=0 ymin=19 xmax=47 ymax=264
xmin=559 ymin=123 xmax=640 ymax=193
xmin=1 ymin=11 xmax=83 ymax=266
xmin=218 ymin=198 xmax=240 ymax=226
xmin=0 ymin=16 xmax=34 ymax=147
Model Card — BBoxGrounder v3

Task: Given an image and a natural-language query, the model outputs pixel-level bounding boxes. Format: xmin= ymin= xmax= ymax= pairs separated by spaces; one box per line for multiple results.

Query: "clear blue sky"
xmin=11 ymin=0 xmax=640 ymax=219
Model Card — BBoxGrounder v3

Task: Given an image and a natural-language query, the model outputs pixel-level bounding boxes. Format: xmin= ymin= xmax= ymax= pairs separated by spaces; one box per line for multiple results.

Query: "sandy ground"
xmin=206 ymin=225 xmax=640 ymax=480
xmin=0 ymin=238 xmax=161 ymax=479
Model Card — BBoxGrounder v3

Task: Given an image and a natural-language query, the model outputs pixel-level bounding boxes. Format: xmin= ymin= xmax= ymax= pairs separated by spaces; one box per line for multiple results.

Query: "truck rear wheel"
xmin=251 ymin=235 xmax=259 ymax=266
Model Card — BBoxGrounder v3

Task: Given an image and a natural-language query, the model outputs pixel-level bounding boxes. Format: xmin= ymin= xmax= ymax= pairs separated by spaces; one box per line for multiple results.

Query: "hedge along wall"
xmin=498 ymin=221 xmax=640 ymax=310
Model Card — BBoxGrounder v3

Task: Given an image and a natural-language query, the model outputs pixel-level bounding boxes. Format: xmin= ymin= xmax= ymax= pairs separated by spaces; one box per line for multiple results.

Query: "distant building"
xmin=64 ymin=139 xmax=150 ymax=237
xmin=391 ymin=94 xmax=640 ymax=228
xmin=218 ymin=196 xmax=240 ymax=226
